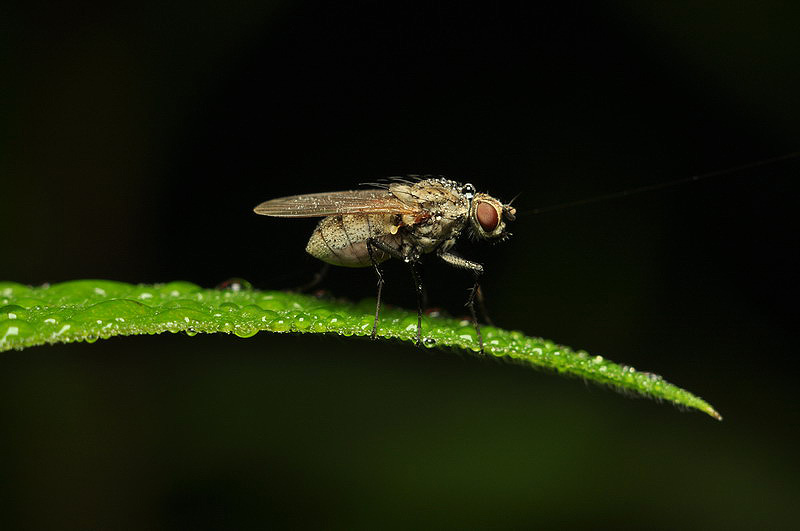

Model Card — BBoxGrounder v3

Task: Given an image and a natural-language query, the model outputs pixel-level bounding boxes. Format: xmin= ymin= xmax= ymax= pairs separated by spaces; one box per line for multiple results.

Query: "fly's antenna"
xmin=520 ymin=150 xmax=800 ymax=216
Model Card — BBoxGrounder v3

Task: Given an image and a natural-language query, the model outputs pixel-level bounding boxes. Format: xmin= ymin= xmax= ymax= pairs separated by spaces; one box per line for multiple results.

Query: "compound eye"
xmin=476 ymin=201 xmax=499 ymax=232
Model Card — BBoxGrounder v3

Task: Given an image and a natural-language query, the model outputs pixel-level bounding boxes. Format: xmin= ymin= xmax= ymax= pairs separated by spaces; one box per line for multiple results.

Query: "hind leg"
xmin=294 ymin=263 xmax=330 ymax=293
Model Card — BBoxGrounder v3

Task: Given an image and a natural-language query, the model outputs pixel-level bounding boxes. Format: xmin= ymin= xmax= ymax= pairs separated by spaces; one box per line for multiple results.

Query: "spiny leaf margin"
xmin=0 ymin=280 xmax=721 ymax=420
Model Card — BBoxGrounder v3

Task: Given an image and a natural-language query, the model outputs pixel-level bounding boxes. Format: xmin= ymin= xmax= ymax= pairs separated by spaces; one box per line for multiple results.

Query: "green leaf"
xmin=0 ymin=279 xmax=721 ymax=420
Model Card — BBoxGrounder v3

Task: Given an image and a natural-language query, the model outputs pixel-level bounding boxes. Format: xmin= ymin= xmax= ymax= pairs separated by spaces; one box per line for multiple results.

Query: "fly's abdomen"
xmin=306 ymin=214 xmax=399 ymax=268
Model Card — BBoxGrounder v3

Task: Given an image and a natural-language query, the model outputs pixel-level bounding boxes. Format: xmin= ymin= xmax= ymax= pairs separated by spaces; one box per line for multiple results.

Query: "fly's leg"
xmin=408 ymin=261 xmax=424 ymax=347
xmin=367 ymin=237 xmax=424 ymax=344
xmin=294 ymin=263 xmax=330 ymax=293
xmin=475 ymin=284 xmax=494 ymax=327
xmin=436 ymin=249 xmax=486 ymax=354
xmin=419 ymin=263 xmax=429 ymax=313
xmin=465 ymin=271 xmax=483 ymax=352
xmin=366 ymin=239 xmax=386 ymax=340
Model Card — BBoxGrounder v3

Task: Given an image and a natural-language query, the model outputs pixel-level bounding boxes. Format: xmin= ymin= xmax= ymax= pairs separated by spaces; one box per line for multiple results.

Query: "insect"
xmin=253 ymin=176 xmax=517 ymax=352
xmin=252 ymin=152 xmax=798 ymax=354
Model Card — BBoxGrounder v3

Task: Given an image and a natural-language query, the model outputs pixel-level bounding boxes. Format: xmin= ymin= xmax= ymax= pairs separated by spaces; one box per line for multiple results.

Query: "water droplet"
xmin=161 ymin=299 xmax=205 ymax=311
xmin=234 ymin=327 xmax=259 ymax=338
xmin=292 ymin=313 xmax=312 ymax=331
xmin=79 ymin=299 xmax=150 ymax=321
xmin=270 ymin=319 xmax=291 ymax=332
xmin=423 ymin=337 xmax=437 ymax=348
xmin=257 ymin=298 xmax=288 ymax=311
xmin=0 ymin=319 xmax=36 ymax=345
xmin=11 ymin=298 xmax=45 ymax=310
xmin=259 ymin=310 xmax=279 ymax=322
xmin=401 ymin=316 xmax=419 ymax=333
xmin=159 ymin=281 xmax=202 ymax=298
xmin=155 ymin=308 xmax=208 ymax=332
xmin=357 ymin=315 xmax=375 ymax=332
xmin=0 ymin=282 xmax=29 ymax=299
xmin=238 ymin=304 xmax=267 ymax=319
xmin=310 ymin=317 xmax=329 ymax=332
xmin=216 ymin=278 xmax=253 ymax=292
xmin=0 ymin=305 xmax=28 ymax=320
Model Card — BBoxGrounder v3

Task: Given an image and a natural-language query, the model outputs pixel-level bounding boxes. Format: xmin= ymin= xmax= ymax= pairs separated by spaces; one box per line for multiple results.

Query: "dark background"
xmin=2 ymin=1 xmax=798 ymax=528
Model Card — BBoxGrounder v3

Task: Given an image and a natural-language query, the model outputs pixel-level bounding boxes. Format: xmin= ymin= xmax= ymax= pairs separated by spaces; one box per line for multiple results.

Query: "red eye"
xmin=476 ymin=201 xmax=499 ymax=232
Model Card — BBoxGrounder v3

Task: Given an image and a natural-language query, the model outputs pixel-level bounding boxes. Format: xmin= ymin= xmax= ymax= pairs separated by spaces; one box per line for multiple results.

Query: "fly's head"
xmin=462 ymin=184 xmax=516 ymax=242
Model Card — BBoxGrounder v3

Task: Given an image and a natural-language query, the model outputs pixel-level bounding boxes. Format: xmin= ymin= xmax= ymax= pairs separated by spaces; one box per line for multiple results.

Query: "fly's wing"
xmin=253 ymin=189 xmax=423 ymax=218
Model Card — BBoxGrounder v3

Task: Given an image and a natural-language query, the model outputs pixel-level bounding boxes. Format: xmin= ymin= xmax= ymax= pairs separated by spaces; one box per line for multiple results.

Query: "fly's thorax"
xmin=390 ymin=178 xmax=469 ymax=215
xmin=306 ymin=213 xmax=401 ymax=268
xmin=389 ymin=178 xmax=471 ymax=252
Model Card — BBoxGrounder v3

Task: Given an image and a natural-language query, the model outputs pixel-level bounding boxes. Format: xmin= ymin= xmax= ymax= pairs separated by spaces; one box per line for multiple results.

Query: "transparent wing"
xmin=253 ymin=189 xmax=422 ymax=218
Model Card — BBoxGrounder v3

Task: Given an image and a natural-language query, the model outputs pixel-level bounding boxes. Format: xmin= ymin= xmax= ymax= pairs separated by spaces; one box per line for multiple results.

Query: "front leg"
xmin=437 ymin=249 xmax=486 ymax=354
xmin=436 ymin=249 xmax=484 ymax=275
xmin=437 ymin=249 xmax=493 ymax=324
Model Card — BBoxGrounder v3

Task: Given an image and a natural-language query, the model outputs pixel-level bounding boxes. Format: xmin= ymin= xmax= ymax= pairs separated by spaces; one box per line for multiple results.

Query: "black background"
xmin=2 ymin=1 xmax=798 ymax=529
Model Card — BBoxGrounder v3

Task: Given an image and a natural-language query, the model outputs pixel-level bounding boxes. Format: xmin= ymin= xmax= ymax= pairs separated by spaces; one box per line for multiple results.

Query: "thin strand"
xmin=523 ymin=151 xmax=800 ymax=216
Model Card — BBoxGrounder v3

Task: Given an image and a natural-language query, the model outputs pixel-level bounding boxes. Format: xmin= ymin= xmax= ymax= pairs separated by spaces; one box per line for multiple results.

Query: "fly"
xmin=253 ymin=176 xmax=517 ymax=353
xmin=254 ymin=151 xmax=800 ymax=354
